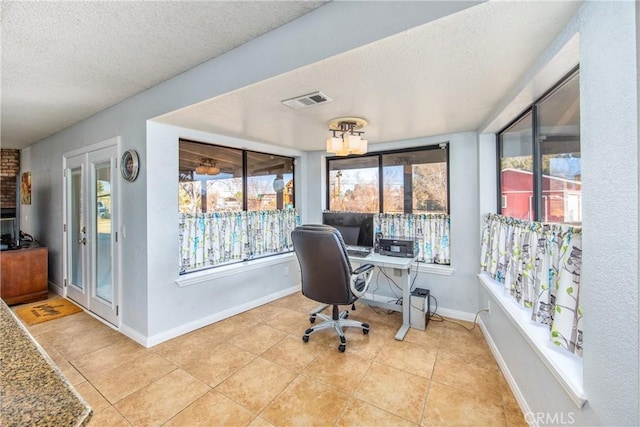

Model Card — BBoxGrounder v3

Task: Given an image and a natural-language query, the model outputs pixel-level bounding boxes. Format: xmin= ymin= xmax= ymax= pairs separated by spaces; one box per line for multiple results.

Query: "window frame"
xmin=325 ymin=143 xmax=450 ymax=214
xmin=496 ymin=66 xmax=580 ymax=222
xmin=179 ymin=138 xmax=296 ymax=212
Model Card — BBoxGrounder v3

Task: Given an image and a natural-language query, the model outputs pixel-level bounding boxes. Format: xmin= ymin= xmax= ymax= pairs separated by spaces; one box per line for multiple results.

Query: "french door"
xmin=64 ymin=146 xmax=119 ymax=326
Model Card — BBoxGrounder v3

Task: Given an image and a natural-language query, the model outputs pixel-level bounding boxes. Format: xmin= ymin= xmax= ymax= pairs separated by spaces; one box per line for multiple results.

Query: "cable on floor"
xmin=429 ymin=293 xmax=489 ymax=332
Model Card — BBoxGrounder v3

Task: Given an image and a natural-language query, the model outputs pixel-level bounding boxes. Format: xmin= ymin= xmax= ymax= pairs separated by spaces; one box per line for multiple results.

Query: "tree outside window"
xmin=327 ymin=145 xmax=449 ymax=214
xmin=178 ymin=140 xmax=294 ymax=213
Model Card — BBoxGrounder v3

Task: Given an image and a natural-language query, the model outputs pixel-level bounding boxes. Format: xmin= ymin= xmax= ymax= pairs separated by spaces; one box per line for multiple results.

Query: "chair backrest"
xmin=292 ymin=225 xmax=355 ymax=305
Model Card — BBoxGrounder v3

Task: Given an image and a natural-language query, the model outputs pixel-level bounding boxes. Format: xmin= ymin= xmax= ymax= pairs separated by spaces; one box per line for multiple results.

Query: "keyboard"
xmin=346 ymin=245 xmax=373 ymax=258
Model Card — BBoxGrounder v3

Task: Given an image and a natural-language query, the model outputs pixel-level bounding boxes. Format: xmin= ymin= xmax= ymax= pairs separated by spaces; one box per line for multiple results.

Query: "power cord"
xmin=443 ymin=309 xmax=489 ymax=332
xmin=379 ymin=262 xmax=423 ymax=311
xmin=377 ymin=267 xmax=402 ymax=293
xmin=375 ymin=267 xmax=401 ymax=301
xmin=428 ymin=293 xmax=489 ymax=331
xmin=369 ymin=266 xmax=403 ymax=313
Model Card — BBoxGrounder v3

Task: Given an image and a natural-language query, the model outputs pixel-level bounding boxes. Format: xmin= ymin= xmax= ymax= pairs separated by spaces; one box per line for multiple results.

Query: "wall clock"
xmin=121 ymin=149 xmax=140 ymax=182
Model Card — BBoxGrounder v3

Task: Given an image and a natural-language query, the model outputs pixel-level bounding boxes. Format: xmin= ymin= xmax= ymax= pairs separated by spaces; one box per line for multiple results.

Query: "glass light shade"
xmin=349 ymin=137 xmax=368 ymax=155
xmin=326 ymin=136 xmax=344 ymax=154
xmin=343 ymin=133 xmax=365 ymax=155
xmin=207 ymin=166 xmax=220 ymax=175
xmin=195 ymin=165 xmax=207 ymax=174
xmin=335 ymin=142 xmax=350 ymax=156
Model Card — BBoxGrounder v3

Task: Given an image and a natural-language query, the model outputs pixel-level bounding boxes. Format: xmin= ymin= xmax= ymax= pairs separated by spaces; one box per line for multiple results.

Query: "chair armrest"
xmin=353 ymin=264 xmax=374 ymax=275
xmin=350 ymin=264 xmax=375 ymax=298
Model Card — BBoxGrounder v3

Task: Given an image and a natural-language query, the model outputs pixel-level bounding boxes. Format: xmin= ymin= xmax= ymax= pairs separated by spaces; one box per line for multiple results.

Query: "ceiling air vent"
xmin=281 ymin=91 xmax=333 ymax=110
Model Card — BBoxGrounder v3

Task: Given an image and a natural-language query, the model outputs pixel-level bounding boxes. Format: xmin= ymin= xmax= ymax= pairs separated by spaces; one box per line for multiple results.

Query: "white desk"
xmin=349 ymin=252 xmax=416 ymax=340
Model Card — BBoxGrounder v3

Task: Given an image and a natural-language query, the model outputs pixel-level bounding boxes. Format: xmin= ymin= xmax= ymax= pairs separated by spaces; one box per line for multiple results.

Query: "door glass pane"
xmin=247 ymin=152 xmax=294 ymax=211
xmin=500 ymin=112 xmax=534 ymax=220
xmin=95 ymin=162 xmax=112 ymax=302
xmin=328 ymin=156 xmax=379 ymax=213
xmin=70 ymin=168 xmax=84 ymax=288
xmin=538 ymin=72 xmax=581 ymax=225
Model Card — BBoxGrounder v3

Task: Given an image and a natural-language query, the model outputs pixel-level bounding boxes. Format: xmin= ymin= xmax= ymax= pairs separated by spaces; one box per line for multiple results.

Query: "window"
xmin=179 ymin=140 xmax=295 ymax=213
xmin=327 ymin=145 xmax=450 ymax=265
xmin=499 ymin=112 xmax=534 ymax=220
xmin=178 ymin=140 xmax=297 ymax=274
xmin=327 ymin=145 xmax=449 ymax=214
xmin=247 ymin=151 xmax=294 ymax=211
xmin=498 ymin=67 xmax=580 ymax=224
xmin=328 ymin=156 xmax=379 ymax=212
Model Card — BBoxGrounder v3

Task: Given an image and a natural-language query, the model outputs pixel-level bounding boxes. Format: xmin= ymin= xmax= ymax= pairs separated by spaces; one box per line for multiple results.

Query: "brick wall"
xmin=1 ymin=149 xmax=20 ymax=208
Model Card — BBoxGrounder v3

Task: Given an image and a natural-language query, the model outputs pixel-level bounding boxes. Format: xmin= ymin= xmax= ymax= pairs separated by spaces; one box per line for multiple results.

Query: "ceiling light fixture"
xmin=195 ymin=158 xmax=220 ymax=176
xmin=326 ymin=117 xmax=368 ymax=156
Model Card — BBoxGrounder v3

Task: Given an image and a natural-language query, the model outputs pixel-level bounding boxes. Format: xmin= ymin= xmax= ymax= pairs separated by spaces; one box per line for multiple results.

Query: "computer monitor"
xmin=322 ymin=212 xmax=374 ymax=247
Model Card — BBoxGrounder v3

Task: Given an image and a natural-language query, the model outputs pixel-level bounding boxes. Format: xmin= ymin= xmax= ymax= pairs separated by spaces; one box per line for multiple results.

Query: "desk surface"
xmin=349 ymin=252 xmax=415 ymax=269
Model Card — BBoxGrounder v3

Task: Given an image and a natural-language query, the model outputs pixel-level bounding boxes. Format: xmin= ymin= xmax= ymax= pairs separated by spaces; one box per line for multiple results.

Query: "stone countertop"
xmin=0 ymin=300 xmax=92 ymax=426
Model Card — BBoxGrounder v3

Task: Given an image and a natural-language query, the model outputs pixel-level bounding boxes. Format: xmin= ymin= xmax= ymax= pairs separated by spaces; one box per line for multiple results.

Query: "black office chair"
xmin=292 ymin=224 xmax=375 ymax=352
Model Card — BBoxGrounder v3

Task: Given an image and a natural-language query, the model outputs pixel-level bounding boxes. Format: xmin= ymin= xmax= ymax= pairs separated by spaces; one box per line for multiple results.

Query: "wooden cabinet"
xmin=1 ymin=245 xmax=48 ymax=305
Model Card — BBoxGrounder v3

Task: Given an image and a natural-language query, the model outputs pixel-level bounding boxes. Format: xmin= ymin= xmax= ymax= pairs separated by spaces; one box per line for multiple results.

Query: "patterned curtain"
xmin=480 ymin=213 xmax=583 ymax=356
xmin=179 ymin=209 xmax=299 ymax=273
xmin=246 ymin=209 xmax=299 ymax=258
xmin=374 ymin=213 xmax=450 ymax=264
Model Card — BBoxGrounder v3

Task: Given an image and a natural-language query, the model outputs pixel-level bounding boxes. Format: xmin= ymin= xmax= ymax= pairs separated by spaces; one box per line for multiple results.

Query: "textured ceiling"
xmin=0 ymin=0 xmax=326 ymax=149
xmin=157 ymin=0 xmax=582 ymax=151
xmin=1 ymin=1 xmax=581 ymax=152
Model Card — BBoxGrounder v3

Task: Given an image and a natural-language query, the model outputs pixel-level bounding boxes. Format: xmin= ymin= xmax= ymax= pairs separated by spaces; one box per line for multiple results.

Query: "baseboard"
xmin=434 ymin=306 xmax=477 ymax=323
xmin=478 ymin=317 xmax=533 ymax=422
xmin=119 ymin=323 xmax=150 ymax=347
xmin=433 ymin=304 xmax=536 ymax=423
xmin=49 ymin=281 xmax=63 ymax=296
xmin=143 ymin=285 xmax=301 ymax=348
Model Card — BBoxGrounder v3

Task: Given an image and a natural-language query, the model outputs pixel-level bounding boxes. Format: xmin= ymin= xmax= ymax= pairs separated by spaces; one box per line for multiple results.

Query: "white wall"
xmin=130 ymin=127 xmax=484 ymax=341
xmin=21 ymin=100 xmax=150 ymax=333
xmin=478 ymin=2 xmax=639 ymax=424
xmin=20 ymin=1 xmax=639 ymax=422
xmin=144 ymin=122 xmax=304 ymax=343
xmin=22 ymin=1 xmax=478 ymax=340
xmin=304 ymin=132 xmax=482 ymax=316
xmin=580 ymin=0 xmax=638 ymax=423
xmin=140 ymin=0 xmax=483 ymax=340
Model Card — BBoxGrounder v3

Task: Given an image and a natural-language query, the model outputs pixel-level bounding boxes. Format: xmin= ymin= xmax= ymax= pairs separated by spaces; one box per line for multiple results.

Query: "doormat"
xmin=15 ymin=298 xmax=83 ymax=326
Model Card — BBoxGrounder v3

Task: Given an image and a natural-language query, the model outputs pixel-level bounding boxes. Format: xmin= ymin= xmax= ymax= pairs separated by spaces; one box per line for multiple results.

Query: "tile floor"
xmin=15 ymin=293 xmax=526 ymax=426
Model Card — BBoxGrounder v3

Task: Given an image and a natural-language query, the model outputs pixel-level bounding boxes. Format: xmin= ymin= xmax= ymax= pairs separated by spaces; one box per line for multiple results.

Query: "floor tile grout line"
xmin=11 ymin=293 xmax=524 ymax=426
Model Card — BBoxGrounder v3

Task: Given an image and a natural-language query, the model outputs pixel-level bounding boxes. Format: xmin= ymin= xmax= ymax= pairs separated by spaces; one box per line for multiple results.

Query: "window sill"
xmin=176 ymin=252 xmax=297 ymax=287
xmin=478 ymin=272 xmax=587 ymax=408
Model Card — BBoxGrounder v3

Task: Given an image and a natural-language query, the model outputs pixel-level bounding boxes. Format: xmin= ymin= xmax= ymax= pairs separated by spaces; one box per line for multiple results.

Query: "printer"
xmin=378 ymin=237 xmax=419 ymax=258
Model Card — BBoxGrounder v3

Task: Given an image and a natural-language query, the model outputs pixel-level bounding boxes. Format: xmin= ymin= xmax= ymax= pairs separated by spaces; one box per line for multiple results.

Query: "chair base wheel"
xmin=301 ymin=307 xmax=370 ymax=351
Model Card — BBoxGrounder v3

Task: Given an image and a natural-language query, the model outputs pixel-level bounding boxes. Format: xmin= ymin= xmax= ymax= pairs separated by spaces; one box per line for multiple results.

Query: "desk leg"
xmin=394 ymin=267 xmax=411 ymax=340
